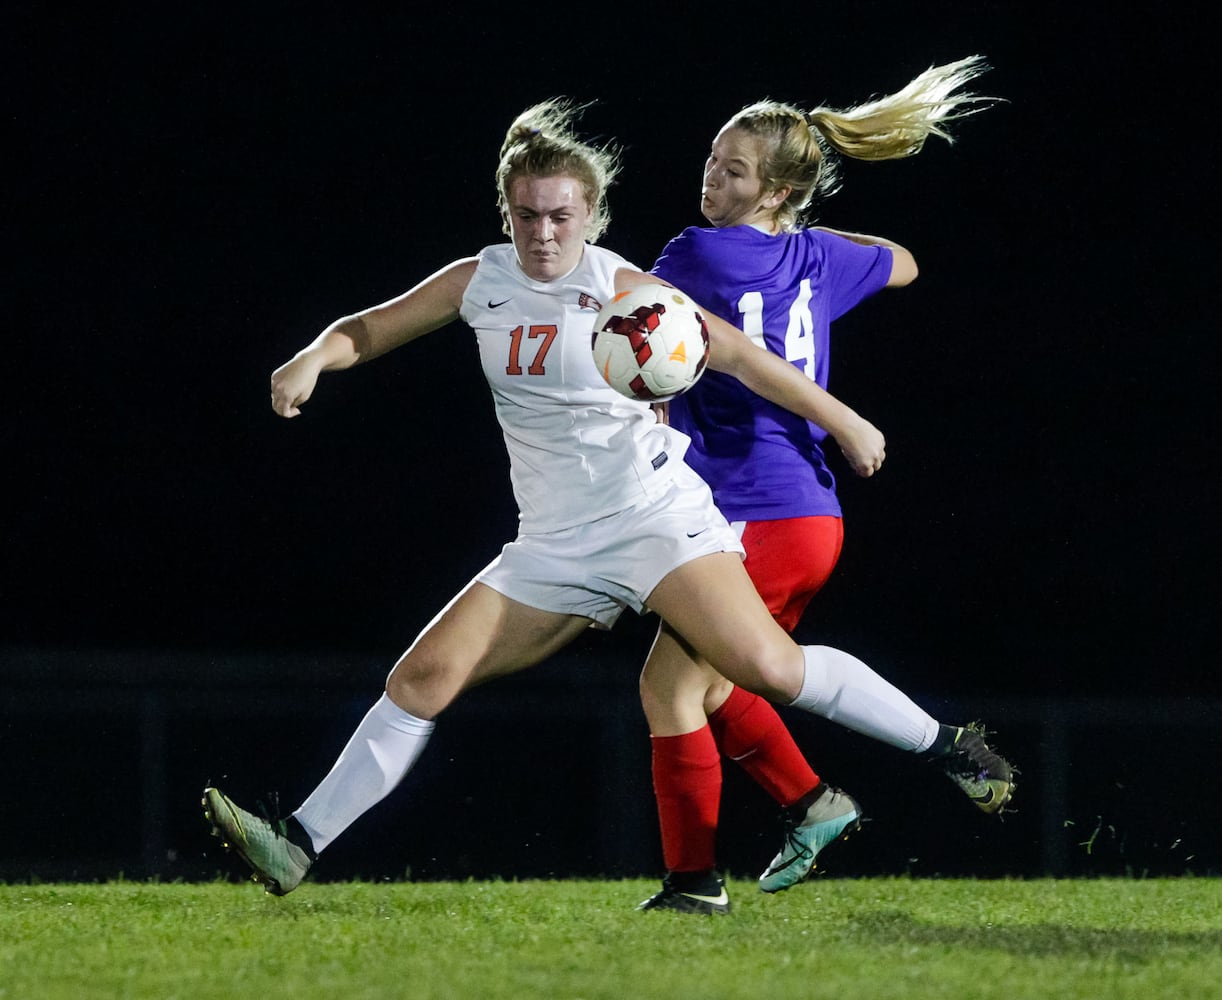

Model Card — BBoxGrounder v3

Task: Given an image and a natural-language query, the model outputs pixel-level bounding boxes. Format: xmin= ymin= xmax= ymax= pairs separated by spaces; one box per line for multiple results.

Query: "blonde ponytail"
xmin=729 ymin=55 xmax=999 ymax=229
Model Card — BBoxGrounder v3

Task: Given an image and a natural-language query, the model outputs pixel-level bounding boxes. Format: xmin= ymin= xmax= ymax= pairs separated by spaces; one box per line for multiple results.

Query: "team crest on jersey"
xmin=577 ymin=291 xmax=602 ymax=312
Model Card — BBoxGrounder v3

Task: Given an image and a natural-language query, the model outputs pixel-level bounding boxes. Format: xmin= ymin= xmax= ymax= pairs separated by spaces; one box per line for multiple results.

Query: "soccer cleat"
xmin=637 ymin=872 xmax=731 ymax=915
xmin=933 ymin=724 xmax=1016 ymax=815
xmin=758 ymin=786 xmax=862 ymax=893
xmin=202 ymin=786 xmax=315 ymax=896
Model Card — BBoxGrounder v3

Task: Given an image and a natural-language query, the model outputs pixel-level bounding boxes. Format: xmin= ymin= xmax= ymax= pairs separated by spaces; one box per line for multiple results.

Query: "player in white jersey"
xmin=202 ymin=99 xmax=1013 ymax=905
xmin=463 ymin=241 xmax=691 ymax=536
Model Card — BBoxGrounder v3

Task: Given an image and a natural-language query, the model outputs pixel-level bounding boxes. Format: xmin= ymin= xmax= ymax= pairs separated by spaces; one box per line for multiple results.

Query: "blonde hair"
xmin=496 ymin=99 xmax=621 ymax=244
xmin=728 ymin=55 xmax=998 ymax=230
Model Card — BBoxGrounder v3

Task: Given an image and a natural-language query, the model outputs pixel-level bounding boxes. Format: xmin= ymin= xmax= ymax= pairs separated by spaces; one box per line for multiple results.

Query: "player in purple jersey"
xmin=657 ymin=226 xmax=894 ymax=520
xmin=638 ymin=56 xmax=1013 ymax=914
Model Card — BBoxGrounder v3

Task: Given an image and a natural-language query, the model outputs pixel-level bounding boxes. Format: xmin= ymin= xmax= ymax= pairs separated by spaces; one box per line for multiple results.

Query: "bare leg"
xmin=640 ymin=616 xmax=820 ymax=878
xmin=386 ymin=579 xmax=592 ymax=719
xmin=647 ymin=553 xmax=805 ymax=700
xmin=639 ymin=625 xmax=731 ymax=736
xmin=296 ymin=581 xmax=590 ymax=850
xmin=647 ymin=553 xmax=937 ymax=750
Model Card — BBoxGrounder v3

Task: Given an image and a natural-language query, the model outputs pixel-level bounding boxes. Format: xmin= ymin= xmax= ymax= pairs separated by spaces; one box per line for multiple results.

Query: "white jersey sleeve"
xmin=460 ymin=244 xmax=690 ymax=532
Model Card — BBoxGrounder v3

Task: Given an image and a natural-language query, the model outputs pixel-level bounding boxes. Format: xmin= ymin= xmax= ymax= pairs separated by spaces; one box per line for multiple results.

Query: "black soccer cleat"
xmin=637 ymin=871 xmax=731 ymax=915
xmin=931 ymin=723 xmax=1016 ymax=815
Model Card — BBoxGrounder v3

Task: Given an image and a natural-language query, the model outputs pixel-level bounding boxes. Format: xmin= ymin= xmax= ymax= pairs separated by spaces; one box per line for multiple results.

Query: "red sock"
xmin=651 ymin=726 xmax=721 ymax=873
xmin=708 ymin=686 xmax=820 ymax=807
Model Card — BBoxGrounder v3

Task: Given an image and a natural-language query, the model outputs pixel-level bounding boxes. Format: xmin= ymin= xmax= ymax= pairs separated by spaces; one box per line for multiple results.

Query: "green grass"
xmin=1 ymin=878 xmax=1218 ymax=999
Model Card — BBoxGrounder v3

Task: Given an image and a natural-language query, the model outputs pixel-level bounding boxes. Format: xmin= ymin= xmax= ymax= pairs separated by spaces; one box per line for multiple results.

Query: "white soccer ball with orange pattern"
xmin=591 ymin=285 xmax=710 ymax=402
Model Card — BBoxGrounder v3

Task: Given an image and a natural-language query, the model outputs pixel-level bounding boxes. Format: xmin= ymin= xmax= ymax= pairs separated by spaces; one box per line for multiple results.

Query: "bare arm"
xmin=704 ymin=311 xmax=886 ymax=476
xmin=270 ymin=258 xmax=478 ymax=418
xmin=614 ymin=269 xmax=885 ymax=477
xmin=813 ymin=226 xmax=918 ymax=287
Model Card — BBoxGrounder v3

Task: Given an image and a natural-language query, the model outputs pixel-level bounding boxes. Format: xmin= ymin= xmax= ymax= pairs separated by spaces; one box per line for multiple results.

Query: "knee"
xmin=638 ymin=659 xmax=673 ymax=720
xmin=384 ymin=665 xmax=421 ymax=716
xmin=743 ymin=665 xmax=795 ymax=704
xmin=717 ymin=640 xmax=803 ymax=704
xmin=639 ymin=653 xmax=719 ymax=733
xmin=702 ymin=674 xmax=735 ymax=716
xmin=385 ymin=650 xmax=457 ymax=720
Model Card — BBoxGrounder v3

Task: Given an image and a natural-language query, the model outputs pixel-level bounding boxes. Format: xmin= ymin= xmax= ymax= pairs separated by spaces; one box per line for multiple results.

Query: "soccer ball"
xmin=591 ymin=285 xmax=710 ymax=402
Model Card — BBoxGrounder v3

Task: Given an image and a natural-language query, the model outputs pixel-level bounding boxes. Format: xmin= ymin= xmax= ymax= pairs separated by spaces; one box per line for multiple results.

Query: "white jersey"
xmin=460 ymin=243 xmax=690 ymax=532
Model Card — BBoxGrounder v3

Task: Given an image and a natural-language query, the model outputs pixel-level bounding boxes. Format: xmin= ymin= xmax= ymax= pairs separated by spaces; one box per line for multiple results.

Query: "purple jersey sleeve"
xmin=652 ymin=226 xmax=891 ymax=521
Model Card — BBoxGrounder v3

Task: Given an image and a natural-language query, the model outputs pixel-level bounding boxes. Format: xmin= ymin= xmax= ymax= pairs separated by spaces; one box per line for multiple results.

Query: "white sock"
xmin=789 ymin=645 xmax=939 ymax=752
xmin=292 ymin=693 xmax=435 ymax=853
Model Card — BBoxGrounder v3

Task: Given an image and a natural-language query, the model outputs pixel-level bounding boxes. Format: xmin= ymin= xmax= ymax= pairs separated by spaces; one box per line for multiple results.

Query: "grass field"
xmin=2 ymin=877 xmax=1218 ymax=999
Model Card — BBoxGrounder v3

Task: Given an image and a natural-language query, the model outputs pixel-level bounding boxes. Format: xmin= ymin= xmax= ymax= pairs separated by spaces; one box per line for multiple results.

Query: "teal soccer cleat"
xmin=758 ymin=785 xmax=862 ymax=893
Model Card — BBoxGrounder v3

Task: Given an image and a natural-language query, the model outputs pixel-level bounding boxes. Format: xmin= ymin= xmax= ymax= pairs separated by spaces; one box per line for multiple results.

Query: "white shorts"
xmin=476 ymin=463 xmax=745 ymax=628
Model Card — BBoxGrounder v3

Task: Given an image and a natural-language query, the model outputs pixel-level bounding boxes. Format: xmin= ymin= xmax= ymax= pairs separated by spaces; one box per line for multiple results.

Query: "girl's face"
xmin=700 ymin=126 xmax=779 ymax=232
xmin=507 ymin=174 xmax=592 ymax=281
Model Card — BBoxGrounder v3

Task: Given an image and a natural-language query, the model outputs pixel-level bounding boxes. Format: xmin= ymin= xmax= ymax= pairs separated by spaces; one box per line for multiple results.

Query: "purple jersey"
xmin=652 ymin=225 xmax=892 ymax=521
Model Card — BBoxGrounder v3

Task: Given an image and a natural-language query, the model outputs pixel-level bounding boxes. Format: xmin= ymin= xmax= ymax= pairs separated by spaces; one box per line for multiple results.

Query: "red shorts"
xmin=737 ymin=515 xmax=844 ymax=633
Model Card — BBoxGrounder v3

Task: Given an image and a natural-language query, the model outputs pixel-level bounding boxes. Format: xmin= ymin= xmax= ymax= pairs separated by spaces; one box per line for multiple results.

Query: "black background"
xmin=6 ymin=4 xmax=1220 ymax=882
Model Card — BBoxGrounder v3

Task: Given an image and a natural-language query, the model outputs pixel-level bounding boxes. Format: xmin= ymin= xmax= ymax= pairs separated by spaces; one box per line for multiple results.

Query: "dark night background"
xmin=5 ymin=5 xmax=1220 ymax=885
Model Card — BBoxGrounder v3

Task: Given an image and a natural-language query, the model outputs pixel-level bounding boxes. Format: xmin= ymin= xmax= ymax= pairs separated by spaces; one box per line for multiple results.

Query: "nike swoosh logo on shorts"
xmin=687 ymin=528 xmax=709 ymax=538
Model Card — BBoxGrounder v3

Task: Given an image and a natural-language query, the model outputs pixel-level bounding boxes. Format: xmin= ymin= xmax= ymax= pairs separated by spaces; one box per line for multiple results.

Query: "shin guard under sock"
xmin=651 ymin=726 xmax=721 ymax=873
xmin=293 ymin=693 xmax=435 ymax=853
xmin=790 ymin=645 xmax=939 ymax=752
xmin=708 ymin=685 xmax=819 ymax=807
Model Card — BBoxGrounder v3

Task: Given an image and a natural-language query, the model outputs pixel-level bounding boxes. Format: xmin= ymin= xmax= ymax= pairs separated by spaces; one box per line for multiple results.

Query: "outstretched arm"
xmin=613 ymin=267 xmax=886 ymax=476
xmin=704 ymin=312 xmax=886 ymax=477
xmin=270 ymin=258 xmax=478 ymax=418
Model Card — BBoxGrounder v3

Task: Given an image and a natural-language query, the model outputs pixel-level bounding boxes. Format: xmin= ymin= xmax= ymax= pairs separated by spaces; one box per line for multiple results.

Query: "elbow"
xmin=889 ymin=248 xmax=918 ymax=287
xmin=704 ymin=326 xmax=743 ymax=378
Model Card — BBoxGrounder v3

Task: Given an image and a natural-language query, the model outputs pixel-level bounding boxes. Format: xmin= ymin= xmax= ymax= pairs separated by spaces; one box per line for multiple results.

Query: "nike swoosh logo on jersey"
xmin=687 ymin=528 xmax=708 ymax=538
xmin=488 ymin=298 xmax=511 ymax=309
